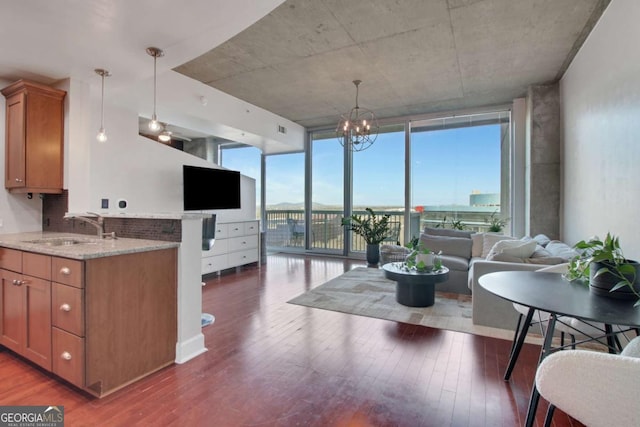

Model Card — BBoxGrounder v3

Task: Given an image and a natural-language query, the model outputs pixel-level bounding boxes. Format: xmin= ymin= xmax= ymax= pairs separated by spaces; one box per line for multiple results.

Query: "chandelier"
xmin=336 ymin=80 xmax=378 ymax=152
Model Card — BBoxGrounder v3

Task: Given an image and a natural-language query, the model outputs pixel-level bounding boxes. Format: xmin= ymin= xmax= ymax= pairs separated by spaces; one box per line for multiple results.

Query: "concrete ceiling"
xmin=175 ymin=0 xmax=609 ymax=129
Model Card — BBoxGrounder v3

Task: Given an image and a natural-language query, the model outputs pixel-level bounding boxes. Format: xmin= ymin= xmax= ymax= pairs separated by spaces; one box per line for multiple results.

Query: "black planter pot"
xmin=589 ymin=260 xmax=640 ymax=300
xmin=366 ymin=243 xmax=380 ymax=266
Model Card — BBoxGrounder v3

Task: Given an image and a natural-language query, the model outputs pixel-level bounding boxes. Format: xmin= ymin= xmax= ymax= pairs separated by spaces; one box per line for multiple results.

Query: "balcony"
xmin=265 ymin=208 xmax=503 ymax=252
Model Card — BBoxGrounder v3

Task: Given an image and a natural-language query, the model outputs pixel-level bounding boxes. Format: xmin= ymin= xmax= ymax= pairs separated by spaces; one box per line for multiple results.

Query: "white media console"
xmin=201 ymin=220 xmax=260 ymax=275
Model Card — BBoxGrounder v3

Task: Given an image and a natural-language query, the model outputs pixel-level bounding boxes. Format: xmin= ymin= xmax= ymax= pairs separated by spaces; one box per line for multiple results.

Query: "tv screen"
xmin=183 ymin=165 xmax=241 ymax=210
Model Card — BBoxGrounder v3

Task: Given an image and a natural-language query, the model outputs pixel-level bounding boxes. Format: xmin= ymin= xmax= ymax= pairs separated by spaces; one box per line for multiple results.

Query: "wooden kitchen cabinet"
xmin=1 ymin=80 xmax=66 ymax=193
xmin=0 ymin=250 xmax=52 ymax=370
xmin=0 ymin=245 xmax=177 ymax=397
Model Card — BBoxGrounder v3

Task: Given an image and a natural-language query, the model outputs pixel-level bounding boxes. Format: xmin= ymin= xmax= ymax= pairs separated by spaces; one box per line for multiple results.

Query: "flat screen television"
xmin=183 ymin=165 xmax=241 ymax=210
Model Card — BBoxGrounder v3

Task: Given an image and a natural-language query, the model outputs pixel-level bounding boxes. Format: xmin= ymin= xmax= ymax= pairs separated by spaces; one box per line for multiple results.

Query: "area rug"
xmin=288 ymin=267 xmax=539 ymax=343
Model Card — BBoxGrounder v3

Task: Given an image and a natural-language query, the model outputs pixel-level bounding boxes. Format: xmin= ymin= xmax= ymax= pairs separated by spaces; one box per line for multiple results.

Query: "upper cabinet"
xmin=1 ymin=80 xmax=66 ymax=194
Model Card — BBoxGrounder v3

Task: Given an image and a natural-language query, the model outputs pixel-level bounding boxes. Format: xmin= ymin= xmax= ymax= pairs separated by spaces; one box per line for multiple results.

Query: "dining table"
xmin=479 ymin=270 xmax=640 ymax=427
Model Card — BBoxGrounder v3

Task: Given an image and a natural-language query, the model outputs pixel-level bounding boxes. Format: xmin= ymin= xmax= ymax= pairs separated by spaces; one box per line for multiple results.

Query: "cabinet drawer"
xmin=226 ymin=223 xmax=244 ymax=238
xmin=52 ymin=283 xmax=84 ymax=336
xmin=0 ymin=248 xmax=22 ymax=272
xmin=228 ymin=235 xmax=258 ymax=252
xmin=202 ymin=238 xmax=228 ymax=257
xmin=202 ymin=255 xmax=227 ymax=274
xmin=52 ymin=327 xmax=84 ymax=388
xmin=243 ymin=221 xmax=259 ymax=235
xmin=23 ymin=252 xmax=51 ymax=280
xmin=228 ymin=249 xmax=258 ymax=267
xmin=214 ymin=223 xmax=229 ymax=239
xmin=51 ymin=257 xmax=83 ymax=288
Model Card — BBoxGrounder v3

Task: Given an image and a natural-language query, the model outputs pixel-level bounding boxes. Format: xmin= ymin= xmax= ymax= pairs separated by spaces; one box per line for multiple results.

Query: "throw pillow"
xmin=419 ymin=234 xmax=472 ymax=259
xmin=423 ymin=227 xmax=473 ymax=239
xmin=545 ymin=241 xmax=579 ymax=261
xmin=481 ymin=233 xmax=515 ymax=258
xmin=487 ymin=239 xmax=537 ymax=260
xmin=471 ymin=233 xmax=484 ymax=257
xmin=533 ymin=234 xmax=552 ymax=247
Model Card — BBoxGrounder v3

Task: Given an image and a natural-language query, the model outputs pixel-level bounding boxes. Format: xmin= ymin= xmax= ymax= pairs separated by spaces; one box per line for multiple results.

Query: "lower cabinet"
xmin=202 ymin=220 xmax=260 ymax=275
xmin=0 ymin=252 xmax=52 ymax=370
xmin=0 ymin=246 xmax=177 ymax=397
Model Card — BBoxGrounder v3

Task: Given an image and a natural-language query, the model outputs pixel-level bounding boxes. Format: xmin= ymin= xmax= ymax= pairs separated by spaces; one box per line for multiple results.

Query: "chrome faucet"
xmin=64 ymin=212 xmax=113 ymax=239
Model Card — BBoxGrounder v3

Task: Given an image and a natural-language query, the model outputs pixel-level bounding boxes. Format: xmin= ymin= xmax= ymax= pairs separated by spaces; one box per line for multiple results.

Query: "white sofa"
xmin=383 ymin=228 xmax=578 ymax=330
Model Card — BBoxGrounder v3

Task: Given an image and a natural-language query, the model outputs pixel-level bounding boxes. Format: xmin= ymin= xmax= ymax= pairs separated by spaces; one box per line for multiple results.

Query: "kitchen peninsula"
xmin=0 ymin=232 xmax=179 ymax=397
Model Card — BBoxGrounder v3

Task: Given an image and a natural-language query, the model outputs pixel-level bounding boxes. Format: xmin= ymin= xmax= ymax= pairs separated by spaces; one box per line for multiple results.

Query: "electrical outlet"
xmin=101 ymin=198 xmax=109 ymax=209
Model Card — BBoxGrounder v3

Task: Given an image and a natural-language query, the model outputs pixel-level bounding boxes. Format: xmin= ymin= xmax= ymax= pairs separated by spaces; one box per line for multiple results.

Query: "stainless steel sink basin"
xmin=24 ymin=237 xmax=101 ymax=246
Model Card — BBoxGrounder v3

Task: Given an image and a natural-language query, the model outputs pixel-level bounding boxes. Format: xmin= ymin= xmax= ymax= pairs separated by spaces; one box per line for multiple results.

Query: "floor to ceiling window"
xmin=263 ymin=108 xmax=511 ymax=257
xmin=264 ymin=152 xmax=305 ymax=250
xmin=350 ymin=124 xmax=406 ymax=253
xmin=410 ymin=111 xmax=510 ymax=237
xmin=310 ymin=131 xmax=344 ymax=253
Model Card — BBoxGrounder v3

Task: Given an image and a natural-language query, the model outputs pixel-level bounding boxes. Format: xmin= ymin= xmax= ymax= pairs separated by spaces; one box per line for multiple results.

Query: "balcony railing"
xmin=265 ymin=208 xmax=505 ymax=252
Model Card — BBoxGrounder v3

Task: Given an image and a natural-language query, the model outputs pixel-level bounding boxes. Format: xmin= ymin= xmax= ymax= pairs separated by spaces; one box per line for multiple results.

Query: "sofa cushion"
xmin=439 ymin=254 xmax=469 ymax=272
xmin=419 ymin=234 xmax=472 ymax=259
xmin=471 ymin=233 xmax=484 ymax=257
xmin=481 ymin=233 xmax=515 ymax=258
xmin=487 ymin=252 xmax=565 ymax=265
xmin=545 ymin=240 xmax=579 ymax=261
xmin=531 ymin=245 xmax=552 ymax=258
xmin=424 ymin=226 xmax=473 ymax=239
xmin=488 ymin=239 xmax=537 ymax=259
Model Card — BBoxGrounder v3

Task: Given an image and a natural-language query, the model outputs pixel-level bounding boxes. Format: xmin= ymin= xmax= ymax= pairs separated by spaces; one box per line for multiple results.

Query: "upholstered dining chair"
xmin=535 ymin=336 xmax=640 ymax=427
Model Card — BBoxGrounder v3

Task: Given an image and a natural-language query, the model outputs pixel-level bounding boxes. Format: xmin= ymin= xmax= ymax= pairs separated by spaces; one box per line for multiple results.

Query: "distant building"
xmin=469 ymin=192 xmax=499 ymax=207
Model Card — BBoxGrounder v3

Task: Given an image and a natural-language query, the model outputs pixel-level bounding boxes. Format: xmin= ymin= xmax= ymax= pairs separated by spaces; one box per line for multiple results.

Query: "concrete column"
xmin=526 ymin=84 xmax=561 ymax=239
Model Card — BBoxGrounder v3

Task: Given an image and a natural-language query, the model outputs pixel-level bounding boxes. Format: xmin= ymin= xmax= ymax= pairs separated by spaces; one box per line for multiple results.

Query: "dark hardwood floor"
xmin=0 ymin=253 xmax=584 ymax=426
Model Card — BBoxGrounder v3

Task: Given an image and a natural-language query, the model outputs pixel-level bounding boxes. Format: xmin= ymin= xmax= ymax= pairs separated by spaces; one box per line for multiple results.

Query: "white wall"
xmin=561 ymin=0 xmax=640 ymax=257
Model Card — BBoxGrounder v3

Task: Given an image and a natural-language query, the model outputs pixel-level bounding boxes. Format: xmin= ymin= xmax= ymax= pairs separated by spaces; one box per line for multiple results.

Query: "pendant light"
xmin=146 ymin=47 xmax=164 ymax=132
xmin=336 ymin=80 xmax=379 ymax=152
xmin=95 ymin=69 xmax=111 ymax=142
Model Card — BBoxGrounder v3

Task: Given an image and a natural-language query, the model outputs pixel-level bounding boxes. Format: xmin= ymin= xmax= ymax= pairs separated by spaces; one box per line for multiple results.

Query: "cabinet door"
xmin=22 ymin=275 xmax=52 ymax=370
xmin=0 ymin=269 xmax=24 ymax=354
xmin=4 ymin=93 xmax=26 ymax=189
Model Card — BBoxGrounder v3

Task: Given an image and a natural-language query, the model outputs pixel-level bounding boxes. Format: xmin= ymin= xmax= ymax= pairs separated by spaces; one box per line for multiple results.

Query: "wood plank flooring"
xmin=0 ymin=253 xmax=584 ymax=426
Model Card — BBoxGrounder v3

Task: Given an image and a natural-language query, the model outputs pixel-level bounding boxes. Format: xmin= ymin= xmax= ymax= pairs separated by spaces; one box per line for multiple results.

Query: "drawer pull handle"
xmin=60 ymin=303 xmax=71 ymax=312
xmin=61 ymin=352 xmax=72 ymax=361
xmin=12 ymin=279 xmax=18 ymax=285
xmin=60 ymin=267 xmax=71 ymax=275
xmin=15 ymin=178 xmax=23 ymax=182
xmin=12 ymin=279 xmax=24 ymax=286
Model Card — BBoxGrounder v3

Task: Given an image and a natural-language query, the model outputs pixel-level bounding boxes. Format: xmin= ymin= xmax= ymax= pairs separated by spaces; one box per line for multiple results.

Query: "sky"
xmin=222 ymin=124 xmax=502 ymax=208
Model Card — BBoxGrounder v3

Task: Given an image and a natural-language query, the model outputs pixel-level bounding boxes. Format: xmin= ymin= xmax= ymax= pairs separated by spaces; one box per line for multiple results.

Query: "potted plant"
xmin=341 ymin=208 xmax=391 ymax=266
xmin=566 ymin=233 xmax=640 ymax=306
xmin=485 ymin=210 xmax=508 ymax=233
xmin=404 ymin=241 xmax=442 ymax=272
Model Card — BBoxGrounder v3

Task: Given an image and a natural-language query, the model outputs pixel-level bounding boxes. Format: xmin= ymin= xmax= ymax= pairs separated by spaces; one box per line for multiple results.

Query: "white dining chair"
xmin=535 ymin=336 xmax=640 ymax=427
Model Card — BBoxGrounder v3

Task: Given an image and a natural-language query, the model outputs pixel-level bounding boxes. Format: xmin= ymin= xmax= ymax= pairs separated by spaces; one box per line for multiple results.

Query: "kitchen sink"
xmin=24 ymin=237 xmax=101 ymax=246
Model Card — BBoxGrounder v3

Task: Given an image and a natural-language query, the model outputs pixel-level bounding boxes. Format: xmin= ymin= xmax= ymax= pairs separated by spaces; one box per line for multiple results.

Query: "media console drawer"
xmin=202 ymin=220 xmax=260 ymax=275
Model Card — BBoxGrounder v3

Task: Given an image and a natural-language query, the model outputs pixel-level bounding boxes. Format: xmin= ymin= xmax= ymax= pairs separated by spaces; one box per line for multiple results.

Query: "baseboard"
xmin=174 ymin=333 xmax=207 ymax=364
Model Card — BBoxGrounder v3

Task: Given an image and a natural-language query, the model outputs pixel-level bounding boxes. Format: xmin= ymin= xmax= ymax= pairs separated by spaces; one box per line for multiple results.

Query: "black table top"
xmin=478 ymin=271 xmax=640 ymax=327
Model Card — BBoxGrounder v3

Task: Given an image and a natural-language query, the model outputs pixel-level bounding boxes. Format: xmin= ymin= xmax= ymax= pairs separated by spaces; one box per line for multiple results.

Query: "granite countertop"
xmin=0 ymin=232 xmax=180 ymax=260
